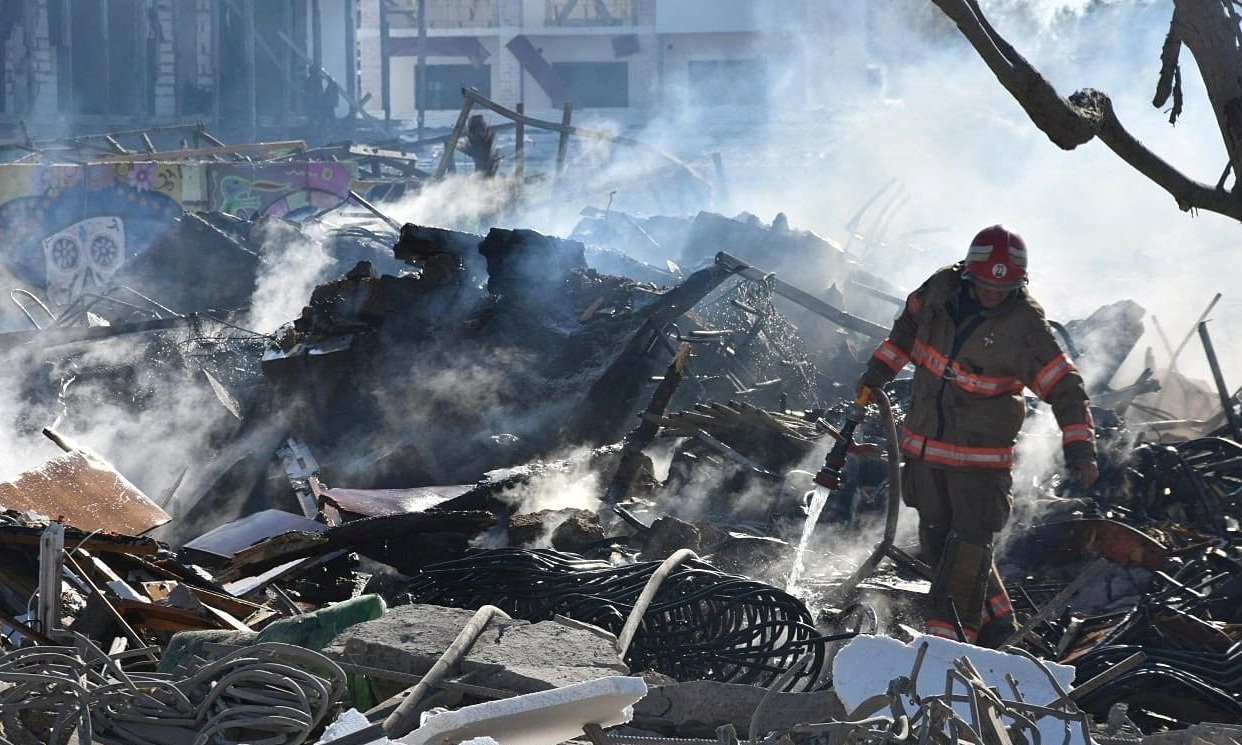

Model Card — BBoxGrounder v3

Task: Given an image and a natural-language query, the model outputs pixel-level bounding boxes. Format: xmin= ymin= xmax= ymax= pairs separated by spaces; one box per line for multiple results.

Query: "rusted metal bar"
xmin=515 ymin=102 xmax=525 ymax=185
xmin=1170 ymin=292 xmax=1221 ymax=371
xmin=347 ymin=190 xmax=402 ymax=232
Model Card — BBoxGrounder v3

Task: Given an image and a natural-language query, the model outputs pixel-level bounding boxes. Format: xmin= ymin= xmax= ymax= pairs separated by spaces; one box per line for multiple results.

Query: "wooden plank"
xmin=555 ymin=101 xmax=573 ymax=177
xmin=435 ymin=93 xmax=475 ymax=178
xmin=92 ymin=140 xmax=307 ymax=163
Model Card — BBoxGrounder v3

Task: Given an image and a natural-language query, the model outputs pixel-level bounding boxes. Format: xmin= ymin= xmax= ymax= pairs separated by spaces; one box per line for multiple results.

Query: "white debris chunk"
xmin=398 ymin=676 xmax=648 ymax=745
xmin=834 ymin=634 xmax=1087 ymax=745
xmin=315 ymin=708 xmax=397 ymax=745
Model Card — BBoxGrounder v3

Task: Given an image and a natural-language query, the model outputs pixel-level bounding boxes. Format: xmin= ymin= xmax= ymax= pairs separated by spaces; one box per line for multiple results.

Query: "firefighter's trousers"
xmin=902 ymin=459 xmax=1014 ymax=641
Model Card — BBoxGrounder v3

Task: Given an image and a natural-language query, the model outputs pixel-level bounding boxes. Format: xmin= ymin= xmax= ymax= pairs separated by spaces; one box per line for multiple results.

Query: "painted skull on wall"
xmin=42 ymin=216 xmax=126 ymax=307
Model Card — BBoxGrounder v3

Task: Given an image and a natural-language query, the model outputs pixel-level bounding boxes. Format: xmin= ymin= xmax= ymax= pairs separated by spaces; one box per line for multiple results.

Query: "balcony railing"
xmin=385 ymin=0 xmax=498 ymax=29
xmin=545 ymin=0 xmax=636 ymax=26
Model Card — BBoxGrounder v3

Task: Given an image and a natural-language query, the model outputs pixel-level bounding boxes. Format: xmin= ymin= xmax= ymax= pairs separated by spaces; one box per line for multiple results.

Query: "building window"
xmin=68 ymin=0 xmax=142 ymax=116
xmin=174 ymin=3 xmax=210 ymax=115
xmin=687 ymin=59 xmax=767 ymax=106
xmin=551 ymin=62 xmax=628 ymax=108
xmin=419 ymin=64 xmax=492 ymax=110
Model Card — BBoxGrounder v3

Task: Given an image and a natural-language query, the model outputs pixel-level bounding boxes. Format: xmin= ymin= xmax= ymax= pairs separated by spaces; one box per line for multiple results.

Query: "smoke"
xmin=384 ymin=172 xmax=521 ymax=233
xmin=244 ymin=219 xmax=336 ymax=335
xmin=0 ymin=330 xmax=244 ymax=513
xmin=494 ymin=447 xmax=604 ymax=516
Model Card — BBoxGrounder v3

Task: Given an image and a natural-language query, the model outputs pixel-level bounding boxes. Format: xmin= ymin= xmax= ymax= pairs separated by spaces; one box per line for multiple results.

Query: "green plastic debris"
xmin=256 ymin=594 xmax=387 ymax=648
xmin=159 ymin=594 xmax=387 ymax=675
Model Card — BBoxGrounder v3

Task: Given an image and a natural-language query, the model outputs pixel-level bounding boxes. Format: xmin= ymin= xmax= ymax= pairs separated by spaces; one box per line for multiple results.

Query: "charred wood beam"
xmin=0 ymin=525 xmax=161 ymax=556
xmin=604 ymin=344 xmax=691 ymax=504
xmin=63 ymin=551 xmax=157 ymax=661
xmin=580 ymin=262 xmax=735 ymax=442
xmin=930 ymin=0 xmax=1242 ymax=221
xmin=436 ymin=95 xmax=476 ymax=178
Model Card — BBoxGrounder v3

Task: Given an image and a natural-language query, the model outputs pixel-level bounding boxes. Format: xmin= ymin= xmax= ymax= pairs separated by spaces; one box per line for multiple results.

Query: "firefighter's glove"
xmin=855 ymin=370 xmax=886 ymax=397
xmin=1069 ymin=459 xmax=1099 ymax=490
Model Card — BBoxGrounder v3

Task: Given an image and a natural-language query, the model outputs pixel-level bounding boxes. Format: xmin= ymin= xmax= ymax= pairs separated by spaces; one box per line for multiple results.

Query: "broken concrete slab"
xmin=631 ymin=679 xmax=845 ymax=738
xmin=321 ymin=603 xmax=628 ymax=700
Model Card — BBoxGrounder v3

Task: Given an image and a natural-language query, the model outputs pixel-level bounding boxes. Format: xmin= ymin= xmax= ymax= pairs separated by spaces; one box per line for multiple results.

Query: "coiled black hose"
xmin=405 ymin=548 xmax=846 ymax=691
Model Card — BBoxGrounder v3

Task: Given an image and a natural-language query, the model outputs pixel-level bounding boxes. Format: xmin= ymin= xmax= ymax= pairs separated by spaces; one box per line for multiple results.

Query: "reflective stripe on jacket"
xmin=862 ymin=264 xmax=1095 ymax=469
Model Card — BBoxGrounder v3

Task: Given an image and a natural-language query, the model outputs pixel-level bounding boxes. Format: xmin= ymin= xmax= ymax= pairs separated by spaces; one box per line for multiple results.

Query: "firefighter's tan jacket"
xmin=861 ymin=264 xmax=1095 ymax=469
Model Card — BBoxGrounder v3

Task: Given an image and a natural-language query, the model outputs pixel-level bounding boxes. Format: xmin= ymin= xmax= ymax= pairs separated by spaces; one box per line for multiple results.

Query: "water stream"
xmin=785 ymin=484 xmax=832 ymax=595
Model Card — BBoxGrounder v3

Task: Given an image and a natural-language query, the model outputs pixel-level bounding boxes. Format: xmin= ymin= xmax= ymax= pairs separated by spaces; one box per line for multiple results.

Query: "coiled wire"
xmin=405 ymin=548 xmax=847 ymax=691
xmin=0 ymin=635 xmax=345 ymax=745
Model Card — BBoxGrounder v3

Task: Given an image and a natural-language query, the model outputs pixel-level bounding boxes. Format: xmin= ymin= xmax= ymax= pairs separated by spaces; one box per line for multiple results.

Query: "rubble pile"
xmin=0 ymin=196 xmax=1240 ymax=745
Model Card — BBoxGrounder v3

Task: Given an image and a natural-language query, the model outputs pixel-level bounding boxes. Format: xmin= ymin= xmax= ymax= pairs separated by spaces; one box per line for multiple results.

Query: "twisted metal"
xmin=780 ymin=642 xmax=1093 ymax=745
xmin=405 ymin=548 xmax=847 ymax=691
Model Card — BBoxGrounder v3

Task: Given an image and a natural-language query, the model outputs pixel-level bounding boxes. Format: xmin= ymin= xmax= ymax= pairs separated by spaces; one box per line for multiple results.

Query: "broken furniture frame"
xmin=0 ymin=122 xmax=245 ymax=163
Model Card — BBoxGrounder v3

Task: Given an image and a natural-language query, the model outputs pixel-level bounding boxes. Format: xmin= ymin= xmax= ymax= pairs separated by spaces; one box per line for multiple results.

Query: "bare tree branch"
xmin=1072 ymin=89 xmax=1241 ymax=217
xmin=1154 ymin=8 xmax=1184 ymax=123
xmin=929 ymin=0 xmax=1242 ymax=222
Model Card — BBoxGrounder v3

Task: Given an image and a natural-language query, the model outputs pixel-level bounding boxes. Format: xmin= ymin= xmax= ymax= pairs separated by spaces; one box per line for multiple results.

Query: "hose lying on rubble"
xmin=0 ymin=636 xmax=345 ymax=745
xmin=405 ymin=547 xmax=851 ymax=692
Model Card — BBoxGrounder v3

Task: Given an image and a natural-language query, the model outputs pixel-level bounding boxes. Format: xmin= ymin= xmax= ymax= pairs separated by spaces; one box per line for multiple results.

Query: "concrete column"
xmin=154 ymin=1 xmax=176 ymax=118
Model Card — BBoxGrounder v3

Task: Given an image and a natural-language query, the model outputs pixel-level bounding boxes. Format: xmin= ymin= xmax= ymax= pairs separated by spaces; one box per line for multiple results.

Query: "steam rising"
xmin=0 ymin=0 xmax=1232 ymax=573
xmin=245 ymin=219 xmax=335 ymax=334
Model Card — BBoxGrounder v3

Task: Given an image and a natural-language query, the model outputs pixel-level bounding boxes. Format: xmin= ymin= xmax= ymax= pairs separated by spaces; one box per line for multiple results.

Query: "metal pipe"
xmin=1198 ymin=320 xmax=1242 ymax=441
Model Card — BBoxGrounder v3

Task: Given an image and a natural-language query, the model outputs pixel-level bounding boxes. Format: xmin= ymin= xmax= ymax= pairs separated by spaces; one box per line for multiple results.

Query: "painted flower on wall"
xmin=126 ymin=163 xmax=157 ymax=192
xmin=34 ymin=166 xmax=83 ymax=198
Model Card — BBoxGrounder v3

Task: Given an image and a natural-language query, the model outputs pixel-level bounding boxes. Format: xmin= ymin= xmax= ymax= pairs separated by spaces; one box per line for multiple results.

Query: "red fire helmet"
xmin=962 ymin=225 xmax=1028 ymax=292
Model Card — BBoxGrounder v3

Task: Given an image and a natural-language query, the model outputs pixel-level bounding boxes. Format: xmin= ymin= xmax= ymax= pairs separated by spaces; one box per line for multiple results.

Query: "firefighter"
xmin=856 ymin=225 xmax=1098 ymax=646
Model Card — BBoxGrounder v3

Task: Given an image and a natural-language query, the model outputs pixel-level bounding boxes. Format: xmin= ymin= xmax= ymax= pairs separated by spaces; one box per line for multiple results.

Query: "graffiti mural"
xmin=0 ymin=160 xmax=356 ymax=309
xmin=42 ymin=216 xmax=127 ymax=307
xmin=0 ymin=164 xmax=184 ymax=308
xmin=208 ymin=162 xmax=353 ymax=220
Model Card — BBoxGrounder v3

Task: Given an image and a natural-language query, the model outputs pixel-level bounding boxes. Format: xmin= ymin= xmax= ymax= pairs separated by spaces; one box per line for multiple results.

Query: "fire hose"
xmin=823 ymin=386 xmax=906 ymax=602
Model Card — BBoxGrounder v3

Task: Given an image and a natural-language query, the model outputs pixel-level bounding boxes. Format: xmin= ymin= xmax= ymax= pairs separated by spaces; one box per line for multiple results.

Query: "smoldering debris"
xmin=1 ymin=199 xmax=1242 ymax=745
